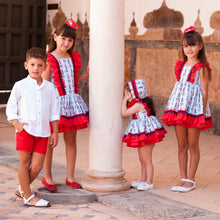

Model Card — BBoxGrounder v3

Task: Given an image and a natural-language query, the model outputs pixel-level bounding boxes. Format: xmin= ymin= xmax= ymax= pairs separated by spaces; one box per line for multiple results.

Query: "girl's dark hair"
xmin=182 ymin=31 xmax=211 ymax=80
xmin=141 ymin=97 xmax=156 ymax=116
xmin=47 ymin=22 xmax=77 ymax=53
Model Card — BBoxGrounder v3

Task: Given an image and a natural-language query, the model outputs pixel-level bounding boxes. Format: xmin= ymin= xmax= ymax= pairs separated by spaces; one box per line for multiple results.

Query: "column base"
xmin=81 ymin=170 xmax=131 ymax=192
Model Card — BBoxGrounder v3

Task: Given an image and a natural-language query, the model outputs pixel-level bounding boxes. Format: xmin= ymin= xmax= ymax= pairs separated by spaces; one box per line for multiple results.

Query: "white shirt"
xmin=6 ymin=76 xmax=60 ymax=137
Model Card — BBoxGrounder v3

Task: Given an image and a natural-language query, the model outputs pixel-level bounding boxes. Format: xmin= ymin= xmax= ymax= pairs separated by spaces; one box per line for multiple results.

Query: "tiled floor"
xmin=0 ymin=167 xmax=138 ymax=220
xmin=0 ymin=109 xmax=220 ymax=218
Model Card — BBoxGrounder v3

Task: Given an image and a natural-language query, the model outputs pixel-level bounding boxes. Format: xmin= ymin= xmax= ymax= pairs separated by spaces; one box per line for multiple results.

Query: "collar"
xmin=27 ymin=75 xmax=45 ymax=89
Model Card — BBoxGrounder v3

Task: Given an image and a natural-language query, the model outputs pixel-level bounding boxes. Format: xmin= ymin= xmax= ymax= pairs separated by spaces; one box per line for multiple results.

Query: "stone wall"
xmin=76 ymin=38 xmax=220 ymax=135
xmin=124 ymin=40 xmax=220 ymax=135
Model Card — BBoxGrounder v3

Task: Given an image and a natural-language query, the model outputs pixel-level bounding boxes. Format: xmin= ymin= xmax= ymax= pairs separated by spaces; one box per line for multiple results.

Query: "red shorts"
xmin=16 ymin=129 xmax=48 ymax=155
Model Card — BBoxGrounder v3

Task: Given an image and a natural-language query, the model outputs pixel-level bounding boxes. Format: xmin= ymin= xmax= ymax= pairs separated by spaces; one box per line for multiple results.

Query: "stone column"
xmin=81 ymin=0 xmax=130 ymax=192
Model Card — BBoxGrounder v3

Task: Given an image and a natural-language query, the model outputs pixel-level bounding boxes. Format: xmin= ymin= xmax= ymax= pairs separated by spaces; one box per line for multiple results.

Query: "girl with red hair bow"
xmin=161 ymin=26 xmax=212 ymax=192
xmin=42 ymin=19 xmax=89 ymax=191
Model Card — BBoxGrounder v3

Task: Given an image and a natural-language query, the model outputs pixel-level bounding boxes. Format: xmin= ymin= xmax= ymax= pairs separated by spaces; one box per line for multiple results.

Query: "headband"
xmin=55 ymin=19 xmax=79 ymax=33
xmin=184 ymin=26 xmax=196 ymax=34
xmin=65 ymin=19 xmax=79 ymax=31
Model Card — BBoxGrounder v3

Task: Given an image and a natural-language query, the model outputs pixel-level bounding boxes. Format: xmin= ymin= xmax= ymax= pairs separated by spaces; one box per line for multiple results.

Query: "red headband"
xmin=65 ymin=19 xmax=79 ymax=31
xmin=184 ymin=26 xmax=196 ymax=34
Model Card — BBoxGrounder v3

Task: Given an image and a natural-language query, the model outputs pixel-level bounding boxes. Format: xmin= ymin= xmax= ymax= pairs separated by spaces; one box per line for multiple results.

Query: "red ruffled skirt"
xmin=161 ymin=110 xmax=213 ymax=130
xmin=123 ymin=127 xmax=167 ymax=148
xmin=58 ymin=112 xmax=89 ymax=132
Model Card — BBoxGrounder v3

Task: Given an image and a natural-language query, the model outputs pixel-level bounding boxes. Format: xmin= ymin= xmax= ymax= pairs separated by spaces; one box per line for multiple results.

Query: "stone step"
xmin=35 ymin=184 xmax=96 ymax=204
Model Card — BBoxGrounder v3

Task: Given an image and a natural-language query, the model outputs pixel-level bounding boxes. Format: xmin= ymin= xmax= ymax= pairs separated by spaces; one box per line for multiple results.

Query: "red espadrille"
xmin=66 ymin=179 xmax=81 ymax=189
xmin=42 ymin=178 xmax=57 ymax=192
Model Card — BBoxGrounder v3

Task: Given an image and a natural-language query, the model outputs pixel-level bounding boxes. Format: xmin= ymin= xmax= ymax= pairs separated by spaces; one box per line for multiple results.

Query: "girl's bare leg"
xmin=138 ymin=145 xmax=154 ymax=184
xmin=175 ymin=125 xmax=188 ymax=186
xmin=183 ymin=127 xmax=200 ymax=188
xmin=64 ymin=130 xmax=77 ymax=182
xmin=138 ymin=148 xmax=146 ymax=182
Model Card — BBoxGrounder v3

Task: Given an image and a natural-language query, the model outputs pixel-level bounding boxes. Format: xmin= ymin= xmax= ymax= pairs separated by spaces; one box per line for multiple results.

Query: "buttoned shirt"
xmin=6 ymin=76 xmax=60 ymax=137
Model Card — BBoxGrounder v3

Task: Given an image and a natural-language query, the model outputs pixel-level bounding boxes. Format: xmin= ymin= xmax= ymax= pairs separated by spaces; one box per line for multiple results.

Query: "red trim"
xmin=50 ymin=112 xmax=89 ymax=133
xmin=161 ymin=110 xmax=213 ymax=130
xmin=47 ymin=51 xmax=81 ymax=96
xmin=69 ymin=51 xmax=81 ymax=94
xmin=131 ymin=79 xmax=140 ymax=99
xmin=123 ymin=127 xmax=167 ymax=148
xmin=128 ymin=99 xmax=151 ymax=117
xmin=58 ymin=112 xmax=89 ymax=132
xmin=175 ymin=60 xmax=185 ymax=81
xmin=175 ymin=60 xmax=210 ymax=83
xmin=47 ymin=53 xmax=66 ymax=96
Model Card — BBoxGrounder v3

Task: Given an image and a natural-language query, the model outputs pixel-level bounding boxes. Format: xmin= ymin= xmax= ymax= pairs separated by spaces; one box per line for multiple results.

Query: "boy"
xmin=6 ymin=47 xmax=59 ymax=207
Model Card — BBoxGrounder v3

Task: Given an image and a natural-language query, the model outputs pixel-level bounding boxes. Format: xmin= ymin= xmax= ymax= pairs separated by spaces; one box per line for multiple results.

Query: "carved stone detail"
xmin=143 ymin=0 xmax=183 ymax=29
xmin=52 ymin=1 xmax=67 ymax=29
xmin=129 ymin=12 xmax=139 ymax=39
xmin=46 ymin=15 xmax=53 ymax=39
xmin=203 ymin=10 xmax=220 ymax=42
xmin=83 ymin=13 xmax=90 ymax=38
xmin=140 ymin=0 xmax=183 ymax=40
xmin=194 ymin=9 xmax=204 ymax=35
xmin=76 ymin=13 xmax=83 ymax=38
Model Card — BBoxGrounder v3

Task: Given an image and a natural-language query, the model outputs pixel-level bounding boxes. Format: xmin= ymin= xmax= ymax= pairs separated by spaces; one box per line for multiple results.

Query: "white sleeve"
xmin=49 ymin=86 xmax=60 ymax=122
xmin=6 ymin=83 xmax=21 ymax=121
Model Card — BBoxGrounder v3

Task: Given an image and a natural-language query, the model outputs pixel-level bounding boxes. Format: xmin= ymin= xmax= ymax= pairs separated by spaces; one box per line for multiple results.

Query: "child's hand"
xmin=124 ymin=89 xmax=132 ymax=101
xmin=11 ymin=120 xmax=28 ymax=132
xmin=50 ymin=132 xmax=58 ymax=148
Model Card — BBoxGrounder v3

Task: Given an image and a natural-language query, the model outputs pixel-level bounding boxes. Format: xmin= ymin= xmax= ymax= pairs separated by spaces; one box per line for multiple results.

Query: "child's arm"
xmin=6 ymin=83 xmax=28 ymax=131
xmin=121 ymin=90 xmax=143 ymax=117
xmin=199 ymin=67 xmax=209 ymax=114
xmin=10 ymin=119 xmax=28 ymax=132
xmin=49 ymin=120 xmax=58 ymax=148
xmin=42 ymin=62 xmax=51 ymax=81
xmin=121 ymin=102 xmax=143 ymax=117
xmin=78 ymin=63 xmax=89 ymax=82
xmin=48 ymin=85 xmax=59 ymax=148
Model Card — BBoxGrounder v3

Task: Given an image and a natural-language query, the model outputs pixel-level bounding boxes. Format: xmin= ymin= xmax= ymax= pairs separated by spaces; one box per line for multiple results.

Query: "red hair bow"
xmin=184 ymin=26 xmax=196 ymax=34
xmin=65 ymin=19 xmax=79 ymax=31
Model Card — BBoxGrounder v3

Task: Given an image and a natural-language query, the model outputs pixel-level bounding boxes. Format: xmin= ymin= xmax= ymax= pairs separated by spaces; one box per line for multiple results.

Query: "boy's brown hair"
xmin=26 ymin=47 xmax=47 ymax=63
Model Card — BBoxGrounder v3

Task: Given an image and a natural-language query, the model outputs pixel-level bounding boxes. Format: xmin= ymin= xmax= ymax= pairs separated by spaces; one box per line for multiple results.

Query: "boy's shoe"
xmin=23 ymin=194 xmax=51 ymax=207
xmin=137 ymin=182 xmax=154 ymax=191
xmin=15 ymin=184 xmax=24 ymax=198
xmin=130 ymin=180 xmax=140 ymax=188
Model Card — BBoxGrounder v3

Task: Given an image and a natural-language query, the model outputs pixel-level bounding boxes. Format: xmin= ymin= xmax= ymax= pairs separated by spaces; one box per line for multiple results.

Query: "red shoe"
xmin=42 ymin=178 xmax=57 ymax=192
xmin=66 ymin=179 xmax=81 ymax=188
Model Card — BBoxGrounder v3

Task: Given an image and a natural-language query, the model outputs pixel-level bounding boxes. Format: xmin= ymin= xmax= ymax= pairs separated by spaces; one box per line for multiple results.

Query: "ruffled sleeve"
xmin=47 ymin=53 xmax=66 ymax=96
xmin=187 ymin=62 xmax=210 ymax=83
xmin=175 ymin=60 xmax=185 ymax=81
xmin=69 ymin=51 xmax=82 ymax=94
